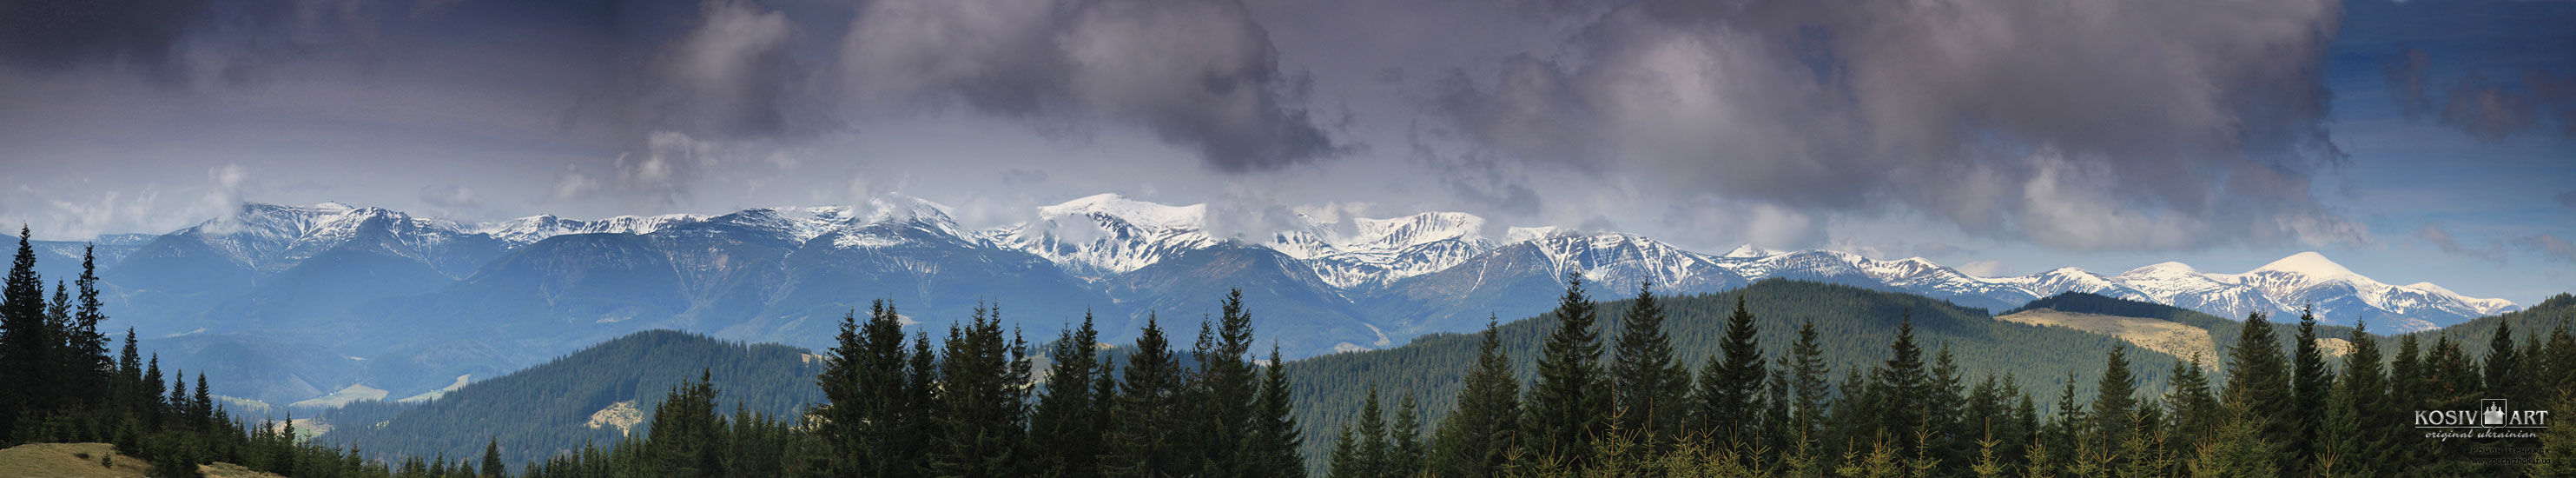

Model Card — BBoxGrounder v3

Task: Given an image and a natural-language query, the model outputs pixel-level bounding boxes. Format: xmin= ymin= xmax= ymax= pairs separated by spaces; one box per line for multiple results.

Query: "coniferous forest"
xmin=9 ymin=228 xmax=2576 ymax=477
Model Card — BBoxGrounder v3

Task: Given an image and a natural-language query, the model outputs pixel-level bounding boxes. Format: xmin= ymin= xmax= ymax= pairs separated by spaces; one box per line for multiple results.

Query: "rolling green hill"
xmin=311 ymin=329 xmax=823 ymax=468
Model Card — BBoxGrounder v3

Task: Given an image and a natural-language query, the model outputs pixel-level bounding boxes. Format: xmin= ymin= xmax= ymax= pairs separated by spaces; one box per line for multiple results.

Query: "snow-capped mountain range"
xmin=69 ymin=194 xmax=2522 ymax=405
xmin=139 ymin=195 xmax=2516 ymax=332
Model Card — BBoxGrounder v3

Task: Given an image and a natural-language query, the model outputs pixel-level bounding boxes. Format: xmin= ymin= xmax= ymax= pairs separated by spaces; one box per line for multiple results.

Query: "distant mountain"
xmin=43 ymin=195 xmax=2516 ymax=405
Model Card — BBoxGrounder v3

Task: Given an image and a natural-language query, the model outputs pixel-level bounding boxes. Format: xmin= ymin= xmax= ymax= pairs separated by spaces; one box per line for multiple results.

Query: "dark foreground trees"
xmin=528 ymin=289 xmax=1306 ymax=478
xmin=1319 ymin=278 xmax=2576 ymax=478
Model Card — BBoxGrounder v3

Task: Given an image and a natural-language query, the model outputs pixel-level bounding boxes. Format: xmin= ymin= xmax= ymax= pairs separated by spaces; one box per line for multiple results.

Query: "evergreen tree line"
xmin=0 ymin=229 xmax=443 ymax=477
xmin=1286 ymin=280 xmax=2190 ymax=470
xmin=1322 ymin=273 xmax=2576 ymax=477
xmin=518 ymin=289 xmax=1309 ymax=478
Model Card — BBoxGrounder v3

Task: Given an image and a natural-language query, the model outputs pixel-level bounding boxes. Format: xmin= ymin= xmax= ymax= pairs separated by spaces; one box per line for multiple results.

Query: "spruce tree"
xmin=2046 ymin=374 xmax=2084 ymax=468
xmin=1695 ymin=295 xmax=1767 ymax=444
xmin=1352 ymin=385 xmax=1390 ymax=478
xmin=645 ymin=371 xmax=724 ymax=477
xmin=1522 ymin=272 xmax=1606 ymax=466
xmin=1926 ymin=344 xmax=1969 ymax=474
xmin=2089 ymin=345 xmax=2136 ymax=455
xmin=816 ymin=301 xmax=925 ymax=477
xmin=1325 ymin=425 xmax=1363 ymax=478
xmin=117 ymin=328 xmax=142 ymax=415
xmin=1430 ymin=318 xmax=1520 ymax=478
xmin=481 ymin=438 xmax=505 ymax=478
xmin=2487 ymin=319 xmax=2523 ymax=404
xmin=2222 ymin=312 xmax=2294 ymax=466
xmin=2163 ymin=355 xmax=2219 ymax=461
xmin=2338 ymin=320 xmax=2388 ymax=476
xmin=928 ymin=303 xmax=1033 ymax=478
xmin=1189 ymin=289 xmax=1262 ymax=475
xmin=1786 ymin=321 xmax=1833 ymax=441
xmin=1390 ymin=394 xmax=1424 ymax=478
xmin=1033 ymin=312 xmax=1105 ymax=477
xmin=2315 ymin=370 xmax=2361 ymax=478
xmin=143 ymin=355 xmax=164 ymax=428
xmin=1608 ymin=281 xmax=1689 ymax=447
xmin=1244 ymin=344 xmax=1305 ymax=478
xmin=2285 ymin=307 xmax=2328 ymax=475
xmin=1106 ymin=315 xmax=1187 ymax=478
xmin=68 ymin=245 xmax=108 ymax=399
xmin=1870 ymin=312 xmax=1930 ymax=455
xmin=2389 ymin=334 xmax=2423 ymax=414
xmin=193 ymin=373 xmax=213 ymax=428
xmin=0 ymin=227 xmax=50 ymax=441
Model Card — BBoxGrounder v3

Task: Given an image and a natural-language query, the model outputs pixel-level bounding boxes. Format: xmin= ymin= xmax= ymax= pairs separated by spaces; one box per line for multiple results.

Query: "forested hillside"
xmin=1284 ymin=279 xmax=2188 ymax=472
xmin=1307 ymin=274 xmax=2576 ymax=477
xmin=2415 ymin=292 xmax=2576 ymax=358
xmin=313 ymin=330 xmax=823 ymax=468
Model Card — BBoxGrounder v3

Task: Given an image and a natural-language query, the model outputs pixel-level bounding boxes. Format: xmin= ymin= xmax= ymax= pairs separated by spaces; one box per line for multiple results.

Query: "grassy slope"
xmin=0 ymin=442 xmax=281 ymax=478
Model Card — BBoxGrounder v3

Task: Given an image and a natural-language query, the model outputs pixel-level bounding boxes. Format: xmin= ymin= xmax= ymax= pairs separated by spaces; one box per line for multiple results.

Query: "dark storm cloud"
xmin=836 ymin=0 xmax=1347 ymax=172
xmin=0 ymin=0 xmax=204 ymax=72
xmin=1423 ymin=0 xmax=2360 ymax=250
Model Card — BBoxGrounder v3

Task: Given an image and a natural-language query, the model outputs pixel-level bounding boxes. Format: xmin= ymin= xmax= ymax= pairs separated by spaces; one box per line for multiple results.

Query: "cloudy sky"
xmin=0 ymin=0 xmax=2571 ymax=306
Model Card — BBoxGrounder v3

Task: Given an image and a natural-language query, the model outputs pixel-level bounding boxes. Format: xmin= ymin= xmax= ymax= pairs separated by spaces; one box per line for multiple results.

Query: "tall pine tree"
xmin=1694 ymin=295 xmax=1767 ymax=444
xmin=1609 ymin=281 xmax=1689 ymax=447
xmin=1033 ymin=312 xmax=1105 ymax=477
xmin=1522 ymin=272 xmax=1607 ymax=466
xmin=2222 ymin=312 xmax=2294 ymax=457
xmin=1106 ymin=315 xmax=1189 ymax=478
xmin=2089 ymin=345 xmax=2136 ymax=457
xmin=1430 ymin=318 xmax=1521 ymax=478
xmin=1869 ymin=311 xmax=1931 ymax=455
xmin=2340 ymin=320 xmax=2389 ymax=476
xmin=1189 ymin=289 xmax=1263 ymax=475
xmin=2487 ymin=319 xmax=2524 ymax=404
xmin=2286 ymin=307 xmax=2329 ymax=475
xmin=1785 ymin=320 xmax=1833 ymax=442
xmin=928 ymin=303 xmax=1033 ymax=478
xmin=1244 ymin=344 xmax=1305 ymax=478
xmin=0 ymin=227 xmax=50 ymax=441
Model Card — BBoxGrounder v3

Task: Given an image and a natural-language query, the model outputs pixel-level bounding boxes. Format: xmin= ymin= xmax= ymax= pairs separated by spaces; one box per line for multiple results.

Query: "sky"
xmin=0 ymin=0 xmax=2571 ymax=306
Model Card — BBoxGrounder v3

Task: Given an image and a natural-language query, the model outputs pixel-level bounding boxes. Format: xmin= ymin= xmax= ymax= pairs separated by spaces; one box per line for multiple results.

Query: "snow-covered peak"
xmin=1721 ymin=244 xmax=1777 ymax=258
xmin=856 ymin=195 xmax=959 ymax=226
xmin=989 ymin=194 xmax=1225 ymax=278
xmin=179 ymin=202 xmax=481 ymax=272
xmin=1279 ymin=211 xmax=1495 ymax=290
xmin=477 ymin=213 xmax=706 ymax=244
xmin=2249 ymin=251 xmax=2356 ymax=280
xmin=1350 ymin=212 xmax=1485 ymax=250
xmin=2406 ymin=282 xmax=2455 ymax=295
xmin=1504 ymin=226 xmax=1569 ymax=243
xmin=2122 ymin=262 xmax=2204 ymax=276
xmin=1038 ymin=194 xmax=1205 ymax=231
